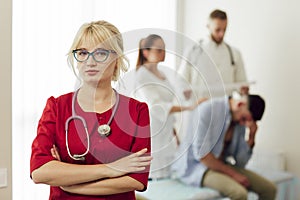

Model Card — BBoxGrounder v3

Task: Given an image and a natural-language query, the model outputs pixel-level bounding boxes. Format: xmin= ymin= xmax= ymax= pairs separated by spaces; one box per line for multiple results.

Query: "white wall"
xmin=180 ymin=0 xmax=300 ymax=178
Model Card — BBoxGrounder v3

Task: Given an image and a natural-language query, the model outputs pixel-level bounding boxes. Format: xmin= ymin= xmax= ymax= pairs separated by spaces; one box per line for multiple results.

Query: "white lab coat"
xmin=178 ymin=36 xmax=248 ymax=100
xmin=134 ymin=66 xmax=178 ymax=179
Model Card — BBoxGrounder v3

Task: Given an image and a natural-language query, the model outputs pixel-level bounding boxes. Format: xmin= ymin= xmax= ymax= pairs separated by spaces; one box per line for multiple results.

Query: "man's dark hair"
xmin=209 ymin=9 xmax=227 ymax=20
xmin=248 ymin=95 xmax=265 ymax=121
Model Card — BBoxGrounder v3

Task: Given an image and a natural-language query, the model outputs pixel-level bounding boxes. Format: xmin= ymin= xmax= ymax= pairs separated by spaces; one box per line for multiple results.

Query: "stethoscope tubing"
xmin=65 ymin=89 xmax=119 ymax=161
xmin=65 ymin=90 xmax=90 ymax=160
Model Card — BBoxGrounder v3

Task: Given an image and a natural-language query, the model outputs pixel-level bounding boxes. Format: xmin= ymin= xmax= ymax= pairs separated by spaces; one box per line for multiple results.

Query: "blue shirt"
xmin=171 ymin=97 xmax=252 ymax=187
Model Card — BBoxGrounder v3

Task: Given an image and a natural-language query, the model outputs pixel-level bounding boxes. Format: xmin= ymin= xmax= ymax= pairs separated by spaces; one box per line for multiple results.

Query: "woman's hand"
xmin=106 ymin=148 xmax=152 ymax=178
xmin=51 ymin=145 xmax=61 ymax=161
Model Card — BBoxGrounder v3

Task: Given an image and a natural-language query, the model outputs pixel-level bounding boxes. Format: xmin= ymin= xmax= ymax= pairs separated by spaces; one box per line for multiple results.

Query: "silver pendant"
xmin=98 ymin=124 xmax=111 ymax=137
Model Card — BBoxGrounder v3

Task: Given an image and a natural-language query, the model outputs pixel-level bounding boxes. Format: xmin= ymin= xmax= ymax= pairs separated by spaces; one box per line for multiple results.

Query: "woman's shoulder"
xmin=44 ymin=92 xmax=74 ymax=108
xmin=136 ymin=66 xmax=152 ymax=78
xmin=136 ymin=66 xmax=148 ymax=76
xmin=119 ymin=93 xmax=149 ymax=111
xmin=136 ymin=66 xmax=162 ymax=83
xmin=119 ymin=93 xmax=147 ymax=105
xmin=52 ymin=92 xmax=73 ymax=103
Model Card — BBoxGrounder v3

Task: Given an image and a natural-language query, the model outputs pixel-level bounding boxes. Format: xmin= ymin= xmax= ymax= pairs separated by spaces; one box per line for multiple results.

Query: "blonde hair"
xmin=67 ymin=20 xmax=128 ymax=81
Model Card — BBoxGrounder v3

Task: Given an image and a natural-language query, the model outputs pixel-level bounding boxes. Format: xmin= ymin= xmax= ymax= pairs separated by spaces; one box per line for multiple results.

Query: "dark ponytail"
xmin=136 ymin=34 xmax=163 ymax=70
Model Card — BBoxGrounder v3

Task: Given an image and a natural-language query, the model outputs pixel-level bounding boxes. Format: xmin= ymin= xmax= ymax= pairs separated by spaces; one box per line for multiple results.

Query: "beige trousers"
xmin=202 ymin=166 xmax=277 ymax=200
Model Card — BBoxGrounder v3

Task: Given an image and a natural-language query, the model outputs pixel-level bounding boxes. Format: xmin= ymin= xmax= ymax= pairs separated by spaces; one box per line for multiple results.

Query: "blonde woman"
xmin=30 ymin=20 xmax=152 ymax=199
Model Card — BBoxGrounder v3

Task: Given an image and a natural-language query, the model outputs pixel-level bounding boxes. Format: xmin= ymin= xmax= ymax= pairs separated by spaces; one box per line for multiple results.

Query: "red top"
xmin=30 ymin=92 xmax=151 ymax=200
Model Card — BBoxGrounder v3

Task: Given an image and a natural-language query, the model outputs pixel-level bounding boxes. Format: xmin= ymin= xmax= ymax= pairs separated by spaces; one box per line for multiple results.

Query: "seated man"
xmin=172 ymin=94 xmax=277 ymax=200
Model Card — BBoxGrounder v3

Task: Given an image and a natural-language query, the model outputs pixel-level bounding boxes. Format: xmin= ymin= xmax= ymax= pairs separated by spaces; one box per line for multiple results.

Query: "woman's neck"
xmin=79 ymin=83 xmax=114 ymax=104
xmin=143 ymin=62 xmax=166 ymax=80
xmin=143 ymin=62 xmax=158 ymax=71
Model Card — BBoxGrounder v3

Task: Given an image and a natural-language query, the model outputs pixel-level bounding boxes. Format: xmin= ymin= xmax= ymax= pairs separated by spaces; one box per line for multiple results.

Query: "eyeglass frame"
xmin=72 ymin=48 xmax=116 ymax=63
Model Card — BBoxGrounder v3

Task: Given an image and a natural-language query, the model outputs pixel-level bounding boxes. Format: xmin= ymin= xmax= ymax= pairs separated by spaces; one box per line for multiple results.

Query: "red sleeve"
xmin=30 ymin=96 xmax=57 ymax=175
xmin=127 ymin=102 xmax=151 ymax=192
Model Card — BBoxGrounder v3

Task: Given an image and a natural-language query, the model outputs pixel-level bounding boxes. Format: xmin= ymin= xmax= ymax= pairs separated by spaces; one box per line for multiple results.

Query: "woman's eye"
xmin=77 ymin=51 xmax=88 ymax=56
xmin=79 ymin=51 xmax=88 ymax=56
xmin=95 ymin=50 xmax=107 ymax=56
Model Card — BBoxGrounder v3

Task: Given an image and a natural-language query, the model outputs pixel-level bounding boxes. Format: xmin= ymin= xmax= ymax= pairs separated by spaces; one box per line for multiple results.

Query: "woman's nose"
xmin=86 ymin=55 xmax=97 ymax=66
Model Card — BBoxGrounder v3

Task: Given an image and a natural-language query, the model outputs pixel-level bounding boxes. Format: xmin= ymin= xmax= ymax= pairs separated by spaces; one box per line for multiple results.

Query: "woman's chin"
xmin=85 ymin=77 xmax=112 ymax=86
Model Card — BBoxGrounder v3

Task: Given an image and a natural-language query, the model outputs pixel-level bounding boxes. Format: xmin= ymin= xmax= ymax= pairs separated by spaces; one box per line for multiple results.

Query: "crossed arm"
xmin=31 ymin=148 xmax=152 ymax=195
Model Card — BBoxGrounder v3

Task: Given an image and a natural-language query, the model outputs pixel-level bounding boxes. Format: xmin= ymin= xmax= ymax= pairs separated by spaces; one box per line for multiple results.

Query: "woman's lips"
xmin=85 ymin=70 xmax=100 ymax=75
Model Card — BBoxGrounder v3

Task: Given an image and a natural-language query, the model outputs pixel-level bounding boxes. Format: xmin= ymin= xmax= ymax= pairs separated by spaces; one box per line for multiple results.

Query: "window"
xmin=12 ymin=0 xmax=177 ymax=199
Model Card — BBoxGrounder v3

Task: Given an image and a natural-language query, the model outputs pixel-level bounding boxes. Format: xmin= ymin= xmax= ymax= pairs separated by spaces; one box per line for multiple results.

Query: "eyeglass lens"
xmin=74 ymin=49 xmax=109 ymax=62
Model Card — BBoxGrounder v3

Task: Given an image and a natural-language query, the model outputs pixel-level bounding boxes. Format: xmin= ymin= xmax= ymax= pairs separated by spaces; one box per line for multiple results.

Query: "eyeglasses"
xmin=72 ymin=48 xmax=116 ymax=63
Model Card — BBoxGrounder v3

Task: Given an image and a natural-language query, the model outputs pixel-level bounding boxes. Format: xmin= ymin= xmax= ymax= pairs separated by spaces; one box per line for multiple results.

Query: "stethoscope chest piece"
xmin=66 ymin=89 xmax=119 ymax=161
xmin=98 ymin=124 xmax=111 ymax=137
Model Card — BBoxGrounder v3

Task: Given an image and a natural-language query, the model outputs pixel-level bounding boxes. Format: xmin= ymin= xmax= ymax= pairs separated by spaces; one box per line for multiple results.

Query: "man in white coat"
xmin=178 ymin=9 xmax=249 ymax=100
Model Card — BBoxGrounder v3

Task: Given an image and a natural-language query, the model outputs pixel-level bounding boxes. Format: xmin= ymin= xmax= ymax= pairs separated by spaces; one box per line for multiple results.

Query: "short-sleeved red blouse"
xmin=30 ymin=92 xmax=151 ymax=200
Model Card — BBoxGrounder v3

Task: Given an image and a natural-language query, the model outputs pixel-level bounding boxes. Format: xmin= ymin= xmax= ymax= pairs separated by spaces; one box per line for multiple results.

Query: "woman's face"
xmin=75 ymin=43 xmax=117 ymax=86
xmin=145 ymin=39 xmax=165 ymax=63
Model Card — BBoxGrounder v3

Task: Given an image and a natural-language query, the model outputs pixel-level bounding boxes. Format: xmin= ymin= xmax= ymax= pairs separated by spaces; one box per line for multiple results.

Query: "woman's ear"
xmin=112 ymin=61 xmax=118 ymax=78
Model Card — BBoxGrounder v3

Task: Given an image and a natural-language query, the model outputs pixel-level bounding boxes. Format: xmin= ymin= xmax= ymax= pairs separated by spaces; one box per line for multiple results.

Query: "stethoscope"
xmin=65 ymin=89 xmax=120 ymax=161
